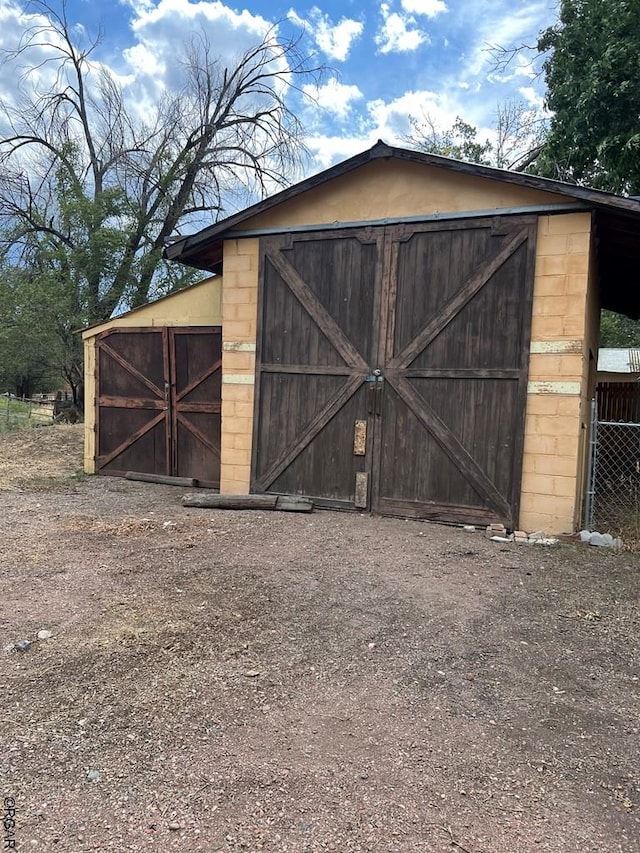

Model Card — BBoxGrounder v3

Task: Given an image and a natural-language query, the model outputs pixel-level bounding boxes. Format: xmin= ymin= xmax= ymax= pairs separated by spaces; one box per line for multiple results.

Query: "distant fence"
xmin=596 ymin=381 xmax=640 ymax=423
xmin=0 ymin=394 xmax=55 ymax=429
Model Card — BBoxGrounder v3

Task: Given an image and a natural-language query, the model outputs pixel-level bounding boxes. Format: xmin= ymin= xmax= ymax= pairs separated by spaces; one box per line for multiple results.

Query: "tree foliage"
xmin=406 ymin=101 xmax=547 ymax=170
xmin=0 ymin=261 xmax=67 ymax=397
xmin=0 ymin=1 xmax=320 ymax=402
xmin=533 ymin=0 xmax=640 ymax=193
xmin=600 ymin=311 xmax=640 ymax=348
xmin=406 ymin=114 xmax=493 ymax=165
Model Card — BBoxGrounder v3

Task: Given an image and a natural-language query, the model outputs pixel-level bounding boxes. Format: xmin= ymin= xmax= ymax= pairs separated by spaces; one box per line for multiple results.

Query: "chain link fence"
xmin=588 ymin=409 xmax=640 ymax=535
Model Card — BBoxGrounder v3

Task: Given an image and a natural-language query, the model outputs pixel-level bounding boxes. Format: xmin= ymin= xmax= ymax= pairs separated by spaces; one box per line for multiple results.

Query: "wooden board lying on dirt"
xmin=126 ymin=471 xmax=198 ymax=487
xmin=181 ymin=493 xmax=313 ymax=512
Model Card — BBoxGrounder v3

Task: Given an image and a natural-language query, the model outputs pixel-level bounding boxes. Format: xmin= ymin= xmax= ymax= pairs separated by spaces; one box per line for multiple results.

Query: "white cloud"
xmin=518 ymin=85 xmax=545 ymax=111
xmin=367 ymin=89 xmax=460 ymax=138
xmin=303 ymin=78 xmax=363 ymax=120
xmin=304 ymin=134 xmax=371 ymax=170
xmin=401 ymin=0 xmax=447 ymax=16
xmin=129 ymin=0 xmax=270 ymax=36
xmin=118 ymin=0 xmax=278 ymax=110
xmin=305 ymin=88 xmax=464 ymax=169
xmin=0 ymin=2 xmax=61 ymax=89
xmin=121 ymin=42 xmax=166 ymax=78
xmin=376 ymin=3 xmax=427 ymax=54
xmin=288 ymin=7 xmax=363 ymax=62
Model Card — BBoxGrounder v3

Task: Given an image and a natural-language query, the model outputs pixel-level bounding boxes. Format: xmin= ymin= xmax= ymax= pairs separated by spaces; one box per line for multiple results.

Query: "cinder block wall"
xmin=519 ymin=212 xmax=593 ymax=534
xmin=219 ymin=238 xmax=259 ymax=494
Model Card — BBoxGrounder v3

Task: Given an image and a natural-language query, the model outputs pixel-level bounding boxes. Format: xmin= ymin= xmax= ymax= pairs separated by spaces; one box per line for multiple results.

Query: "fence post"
xmin=584 ymin=398 xmax=597 ymax=530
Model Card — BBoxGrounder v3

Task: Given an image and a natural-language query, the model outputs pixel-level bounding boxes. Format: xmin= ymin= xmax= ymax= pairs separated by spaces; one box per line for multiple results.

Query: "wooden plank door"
xmin=170 ymin=328 xmax=222 ymax=487
xmin=252 ymin=230 xmax=384 ymax=508
xmin=253 ymin=217 xmax=536 ymax=526
xmin=96 ymin=328 xmax=170 ymax=476
xmin=374 ymin=217 xmax=537 ymax=527
xmin=96 ymin=326 xmax=222 ymax=484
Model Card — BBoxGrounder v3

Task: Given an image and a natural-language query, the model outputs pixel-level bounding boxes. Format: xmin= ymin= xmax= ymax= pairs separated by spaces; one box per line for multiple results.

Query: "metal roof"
xmin=597 ymin=348 xmax=640 ymax=373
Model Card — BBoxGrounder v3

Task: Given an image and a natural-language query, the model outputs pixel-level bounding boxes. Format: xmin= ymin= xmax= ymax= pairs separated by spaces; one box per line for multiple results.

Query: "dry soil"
xmin=0 ymin=424 xmax=639 ymax=852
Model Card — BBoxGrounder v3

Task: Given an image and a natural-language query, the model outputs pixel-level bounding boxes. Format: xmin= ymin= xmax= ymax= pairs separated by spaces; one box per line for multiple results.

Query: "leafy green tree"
xmin=406 ymin=101 xmax=547 ymax=170
xmin=600 ymin=311 xmax=640 ymax=348
xmin=534 ymin=0 xmax=640 ymax=192
xmin=0 ymin=262 xmax=66 ymax=398
xmin=406 ymin=114 xmax=493 ymax=165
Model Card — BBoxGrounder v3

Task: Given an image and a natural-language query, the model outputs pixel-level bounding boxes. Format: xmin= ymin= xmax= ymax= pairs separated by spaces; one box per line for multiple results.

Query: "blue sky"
xmin=0 ymin=0 xmax=558 ymax=173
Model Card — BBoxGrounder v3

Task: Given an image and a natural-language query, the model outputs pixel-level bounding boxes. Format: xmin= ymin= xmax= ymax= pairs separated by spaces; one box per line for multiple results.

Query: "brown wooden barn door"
xmin=96 ymin=328 xmax=171 ymax=477
xmin=252 ymin=229 xmax=384 ymax=508
xmin=96 ymin=326 xmax=222 ymax=484
xmin=169 ymin=328 xmax=222 ymax=487
xmin=373 ymin=217 xmax=537 ymax=527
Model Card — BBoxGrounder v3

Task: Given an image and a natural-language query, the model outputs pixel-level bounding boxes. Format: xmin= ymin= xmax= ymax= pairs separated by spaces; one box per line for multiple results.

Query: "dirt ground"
xmin=1 ymin=425 xmax=639 ymax=852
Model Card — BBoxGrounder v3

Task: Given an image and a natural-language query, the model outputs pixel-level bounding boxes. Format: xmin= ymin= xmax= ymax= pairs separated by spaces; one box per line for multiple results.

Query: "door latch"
xmin=366 ymin=369 xmax=383 ymax=417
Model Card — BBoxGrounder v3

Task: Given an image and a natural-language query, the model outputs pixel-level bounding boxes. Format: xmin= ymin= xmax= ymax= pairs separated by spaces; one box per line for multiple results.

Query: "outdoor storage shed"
xmin=83 ymin=276 xmax=223 ymax=486
xmin=157 ymin=141 xmax=640 ymax=534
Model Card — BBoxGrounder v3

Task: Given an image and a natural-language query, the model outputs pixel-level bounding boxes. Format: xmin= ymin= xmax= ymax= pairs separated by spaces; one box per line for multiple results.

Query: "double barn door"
xmin=252 ymin=217 xmax=537 ymax=527
xmin=96 ymin=326 xmax=222 ymax=486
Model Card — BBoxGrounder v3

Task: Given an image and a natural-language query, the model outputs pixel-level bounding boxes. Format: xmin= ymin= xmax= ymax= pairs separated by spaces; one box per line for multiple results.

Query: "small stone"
xmin=86 ymin=770 xmax=101 ymax=782
xmin=242 ymin=669 xmax=261 ymax=678
xmin=490 ymin=536 xmax=512 ymax=543
xmin=163 ymin=521 xmax=176 ymax=529
xmin=168 ymin=822 xmax=181 ymax=831
xmin=514 ymin=531 xmax=528 ymax=539
xmin=14 ymin=639 xmax=31 ymax=652
xmin=579 ymin=529 xmax=591 ymax=542
xmin=528 ymin=531 xmax=545 ymax=541
xmin=601 ymin=533 xmax=614 ymax=545
xmin=463 ymin=525 xmax=475 ymax=532
xmin=37 ymin=630 xmax=53 ymax=641
xmin=367 ymin=642 xmax=376 ymax=649
xmin=589 ymin=532 xmax=606 ymax=547
xmin=514 ymin=537 xmax=533 ymax=545
xmin=612 ymin=537 xmax=623 ymax=550
xmin=534 ymin=537 xmax=559 ymax=546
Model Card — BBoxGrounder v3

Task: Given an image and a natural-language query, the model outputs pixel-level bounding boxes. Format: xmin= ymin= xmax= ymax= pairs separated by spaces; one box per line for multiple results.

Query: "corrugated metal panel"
xmin=597 ymin=348 xmax=633 ymax=373
xmin=629 ymin=348 xmax=640 ymax=373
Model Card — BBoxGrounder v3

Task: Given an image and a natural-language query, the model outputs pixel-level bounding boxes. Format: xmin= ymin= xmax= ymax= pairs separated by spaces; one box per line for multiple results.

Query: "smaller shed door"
xmin=96 ymin=326 xmax=221 ymax=485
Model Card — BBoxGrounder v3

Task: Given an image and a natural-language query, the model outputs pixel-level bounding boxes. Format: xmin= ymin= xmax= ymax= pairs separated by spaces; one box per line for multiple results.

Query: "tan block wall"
xmin=520 ymin=212 xmax=593 ymax=534
xmin=219 ymin=238 xmax=259 ymax=494
xmin=83 ymin=336 xmax=97 ymax=473
xmin=82 ymin=276 xmax=222 ymax=474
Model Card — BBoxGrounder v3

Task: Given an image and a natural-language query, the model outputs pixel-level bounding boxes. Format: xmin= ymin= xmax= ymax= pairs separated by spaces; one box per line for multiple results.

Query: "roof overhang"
xmin=164 ymin=141 xmax=640 ymax=319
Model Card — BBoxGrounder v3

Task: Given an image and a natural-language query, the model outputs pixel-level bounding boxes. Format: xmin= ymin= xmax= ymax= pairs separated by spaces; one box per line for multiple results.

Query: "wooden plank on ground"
xmin=181 ymin=493 xmax=313 ymax=512
xmin=126 ymin=471 xmax=197 ymax=487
